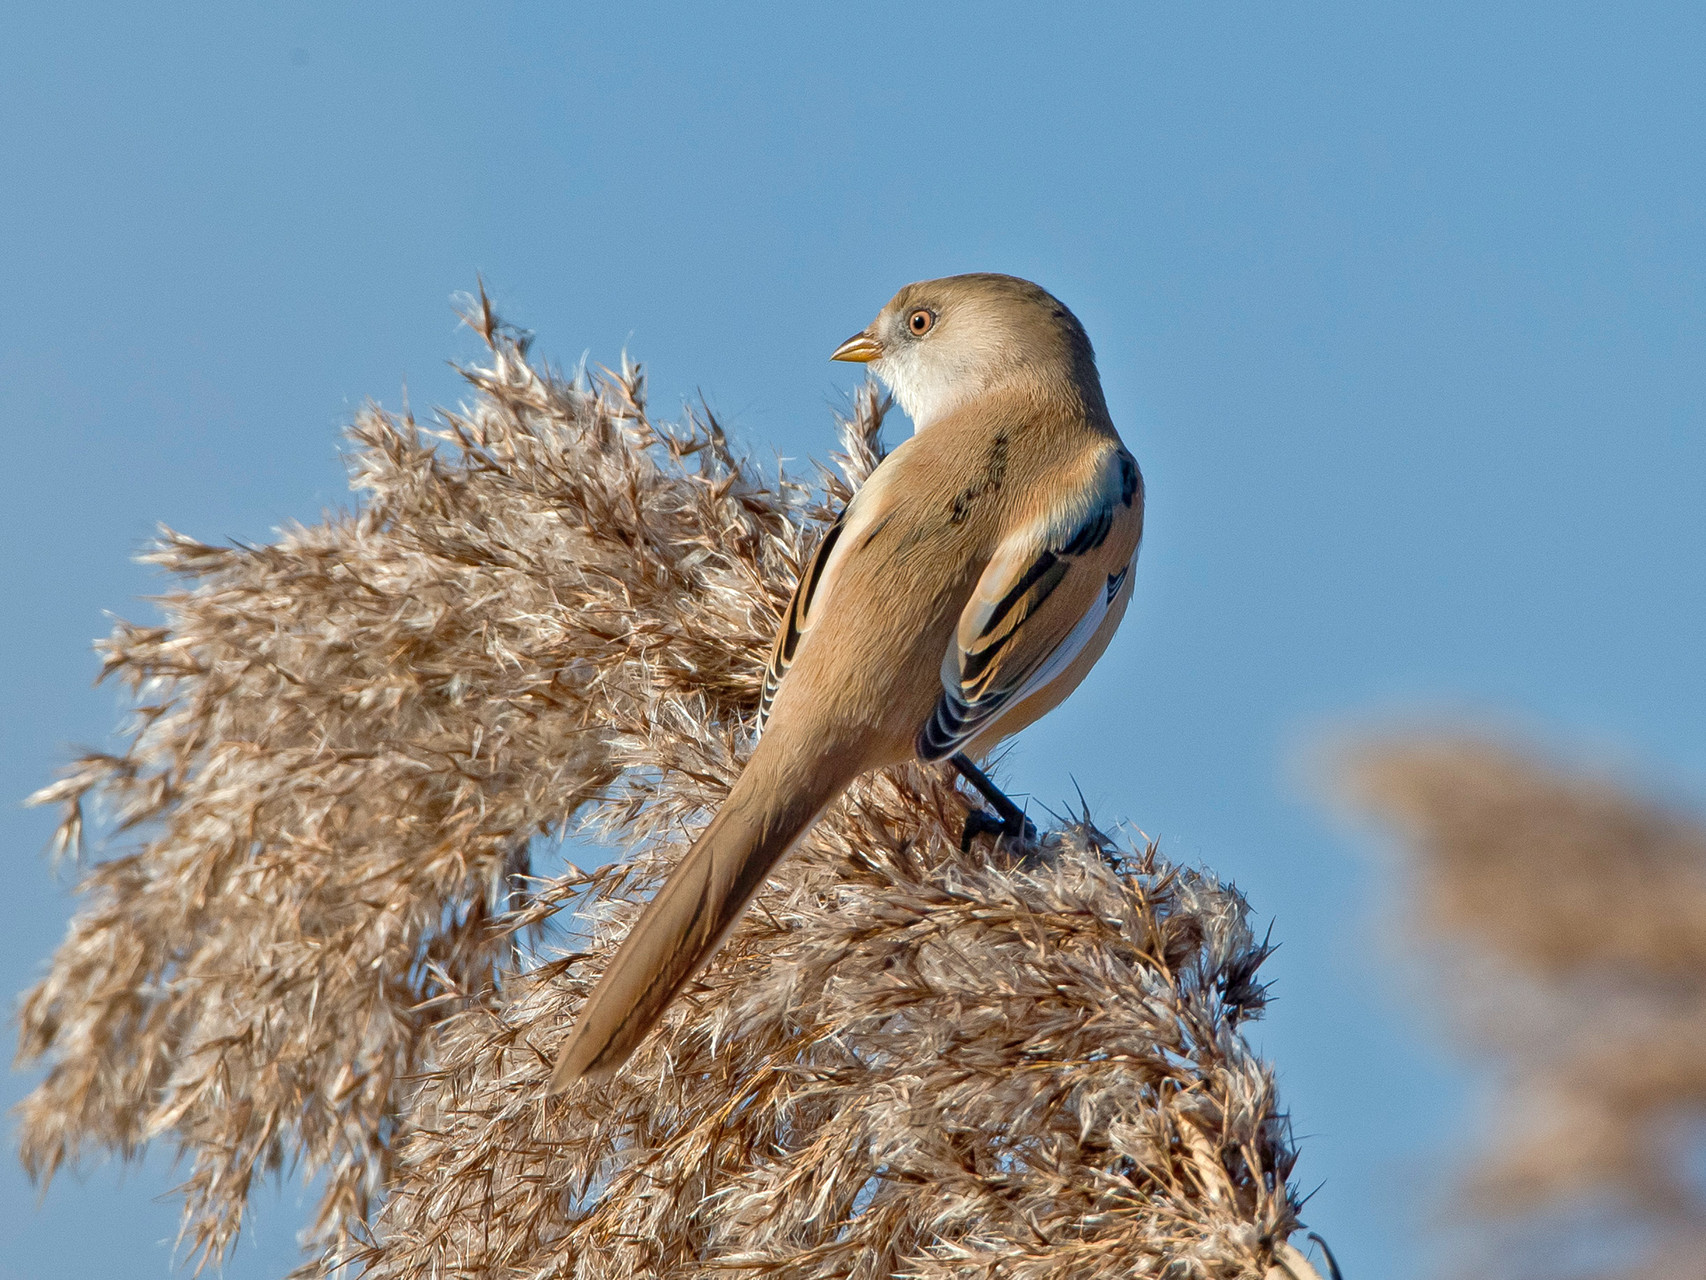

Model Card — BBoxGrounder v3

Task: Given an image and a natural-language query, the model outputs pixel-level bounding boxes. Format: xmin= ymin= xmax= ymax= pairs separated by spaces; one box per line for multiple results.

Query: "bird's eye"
xmin=908 ymin=308 xmax=935 ymax=336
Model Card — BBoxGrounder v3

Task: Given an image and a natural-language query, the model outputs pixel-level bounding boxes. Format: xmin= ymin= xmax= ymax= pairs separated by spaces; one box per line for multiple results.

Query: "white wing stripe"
xmin=1000 ymin=569 xmax=1110 ymax=709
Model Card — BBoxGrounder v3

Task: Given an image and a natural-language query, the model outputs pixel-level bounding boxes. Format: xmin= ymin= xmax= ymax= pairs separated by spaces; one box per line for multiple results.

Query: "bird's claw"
xmin=960 ymin=807 xmax=1038 ymax=852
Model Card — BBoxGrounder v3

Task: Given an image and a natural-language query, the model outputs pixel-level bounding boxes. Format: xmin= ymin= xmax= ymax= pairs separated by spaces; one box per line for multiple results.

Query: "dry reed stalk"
xmin=1335 ymin=735 xmax=1706 ymax=1279
xmin=19 ymin=292 xmax=1319 ymax=1278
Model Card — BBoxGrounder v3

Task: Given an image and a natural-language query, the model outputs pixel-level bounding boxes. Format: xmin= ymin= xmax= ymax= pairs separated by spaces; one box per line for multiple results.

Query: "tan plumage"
xmin=549 ymin=274 xmax=1144 ymax=1090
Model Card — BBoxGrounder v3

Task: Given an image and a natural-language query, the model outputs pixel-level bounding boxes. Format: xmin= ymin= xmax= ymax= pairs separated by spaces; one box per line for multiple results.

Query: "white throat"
xmin=873 ymin=348 xmax=993 ymax=434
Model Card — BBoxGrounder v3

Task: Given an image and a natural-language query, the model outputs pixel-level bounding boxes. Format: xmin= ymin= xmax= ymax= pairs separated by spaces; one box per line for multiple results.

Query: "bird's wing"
xmin=917 ymin=447 xmax=1142 ymax=760
xmin=758 ymin=503 xmax=852 ymax=732
xmin=758 ymin=450 xmax=909 ymax=732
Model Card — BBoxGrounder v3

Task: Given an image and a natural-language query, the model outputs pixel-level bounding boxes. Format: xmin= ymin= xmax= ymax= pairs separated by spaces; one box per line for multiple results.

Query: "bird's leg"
xmin=949 ymin=754 xmax=1037 ymax=850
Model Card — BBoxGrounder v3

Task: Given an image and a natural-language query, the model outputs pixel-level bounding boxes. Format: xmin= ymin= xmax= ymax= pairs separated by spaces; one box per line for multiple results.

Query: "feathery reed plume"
xmin=19 ymin=291 xmax=1323 ymax=1278
xmin=1335 ymin=734 xmax=1706 ymax=1278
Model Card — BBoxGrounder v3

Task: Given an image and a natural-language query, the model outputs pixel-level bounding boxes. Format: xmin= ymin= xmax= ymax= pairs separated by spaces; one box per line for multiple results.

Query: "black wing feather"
xmin=916 ymin=493 xmax=1120 ymax=761
xmin=757 ymin=511 xmax=847 ymax=733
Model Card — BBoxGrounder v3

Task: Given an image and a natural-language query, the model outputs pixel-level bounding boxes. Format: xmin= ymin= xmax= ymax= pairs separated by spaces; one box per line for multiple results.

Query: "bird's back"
xmin=763 ymin=385 xmax=1131 ymax=769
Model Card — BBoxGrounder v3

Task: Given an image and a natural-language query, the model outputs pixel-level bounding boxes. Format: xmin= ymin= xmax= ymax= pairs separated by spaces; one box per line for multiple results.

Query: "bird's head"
xmin=832 ymin=273 xmax=1105 ymax=432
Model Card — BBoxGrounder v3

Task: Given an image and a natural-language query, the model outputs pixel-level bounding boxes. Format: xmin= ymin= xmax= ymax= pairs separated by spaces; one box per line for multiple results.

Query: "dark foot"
xmin=960 ymin=808 xmax=1004 ymax=851
xmin=951 ymin=754 xmax=1037 ymax=849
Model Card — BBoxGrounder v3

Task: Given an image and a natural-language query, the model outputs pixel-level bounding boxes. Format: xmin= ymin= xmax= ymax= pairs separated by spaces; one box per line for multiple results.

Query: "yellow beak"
xmin=830 ymin=330 xmax=882 ymax=363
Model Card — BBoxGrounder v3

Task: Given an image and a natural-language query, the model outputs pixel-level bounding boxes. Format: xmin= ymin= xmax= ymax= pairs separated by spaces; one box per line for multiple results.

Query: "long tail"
xmin=547 ymin=744 xmax=852 ymax=1092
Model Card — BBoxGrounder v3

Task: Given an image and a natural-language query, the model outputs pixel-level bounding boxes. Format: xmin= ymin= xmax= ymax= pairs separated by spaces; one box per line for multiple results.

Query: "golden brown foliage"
xmin=1337 ymin=735 xmax=1706 ymax=1279
xmin=19 ymin=295 xmax=1317 ymax=1278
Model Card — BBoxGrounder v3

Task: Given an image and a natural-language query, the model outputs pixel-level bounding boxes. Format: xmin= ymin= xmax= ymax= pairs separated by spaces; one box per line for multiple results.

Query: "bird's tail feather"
xmin=547 ymin=752 xmax=849 ymax=1092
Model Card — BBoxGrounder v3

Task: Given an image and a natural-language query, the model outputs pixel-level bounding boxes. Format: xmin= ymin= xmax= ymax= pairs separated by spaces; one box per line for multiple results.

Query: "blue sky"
xmin=4 ymin=4 xmax=1704 ymax=1276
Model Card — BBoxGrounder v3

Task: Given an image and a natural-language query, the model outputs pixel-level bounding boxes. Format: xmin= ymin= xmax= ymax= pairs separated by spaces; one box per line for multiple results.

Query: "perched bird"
xmin=549 ymin=273 xmax=1144 ymax=1091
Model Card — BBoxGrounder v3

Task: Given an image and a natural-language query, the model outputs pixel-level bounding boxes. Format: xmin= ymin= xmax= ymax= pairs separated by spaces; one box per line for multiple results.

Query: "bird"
xmin=548 ymin=273 xmax=1144 ymax=1091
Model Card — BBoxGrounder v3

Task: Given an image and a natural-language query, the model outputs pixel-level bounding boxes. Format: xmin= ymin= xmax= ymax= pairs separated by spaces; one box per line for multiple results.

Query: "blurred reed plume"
xmin=1336 ymin=735 xmax=1706 ymax=1279
xmin=18 ymin=293 xmax=1323 ymax=1279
